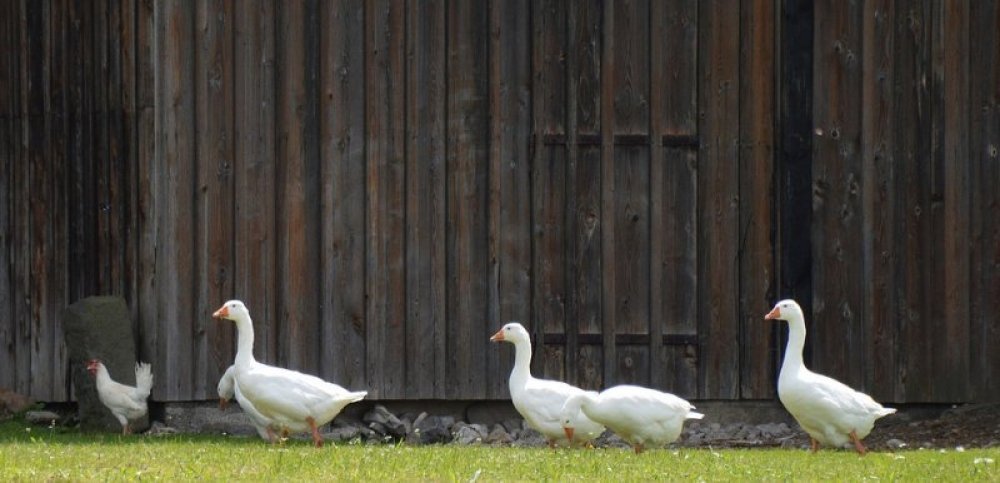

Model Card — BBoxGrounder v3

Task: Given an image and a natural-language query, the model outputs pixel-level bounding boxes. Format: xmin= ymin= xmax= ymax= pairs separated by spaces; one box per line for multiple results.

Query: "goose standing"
xmin=560 ymin=385 xmax=703 ymax=454
xmin=765 ymin=299 xmax=895 ymax=455
xmin=490 ymin=322 xmax=605 ymax=447
xmin=214 ymin=300 xmax=367 ymax=447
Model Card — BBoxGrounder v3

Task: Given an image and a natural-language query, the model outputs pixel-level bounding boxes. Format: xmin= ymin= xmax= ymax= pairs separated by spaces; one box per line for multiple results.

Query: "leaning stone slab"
xmin=63 ymin=296 xmax=149 ymax=433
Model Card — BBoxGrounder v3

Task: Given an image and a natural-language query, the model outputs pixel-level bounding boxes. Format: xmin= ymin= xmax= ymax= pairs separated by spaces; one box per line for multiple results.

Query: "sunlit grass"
xmin=0 ymin=419 xmax=997 ymax=481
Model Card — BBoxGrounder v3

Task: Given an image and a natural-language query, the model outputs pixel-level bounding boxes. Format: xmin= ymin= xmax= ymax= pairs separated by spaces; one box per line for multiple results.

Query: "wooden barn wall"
xmin=0 ymin=0 xmax=997 ymax=404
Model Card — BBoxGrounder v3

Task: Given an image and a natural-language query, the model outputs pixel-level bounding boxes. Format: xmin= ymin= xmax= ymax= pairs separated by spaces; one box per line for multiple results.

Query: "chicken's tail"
xmin=134 ymin=362 xmax=154 ymax=398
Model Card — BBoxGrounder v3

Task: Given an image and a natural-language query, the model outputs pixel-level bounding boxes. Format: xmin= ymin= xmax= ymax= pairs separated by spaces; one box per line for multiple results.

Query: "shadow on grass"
xmin=0 ymin=419 xmax=310 ymax=448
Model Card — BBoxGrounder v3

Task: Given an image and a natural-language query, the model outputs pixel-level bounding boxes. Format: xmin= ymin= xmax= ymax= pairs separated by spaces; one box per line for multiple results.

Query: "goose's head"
xmin=213 ymin=300 xmax=250 ymax=322
xmin=764 ymin=299 xmax=803 ymax=321
xmin=490 ymin=322 xmax=530 ymax=344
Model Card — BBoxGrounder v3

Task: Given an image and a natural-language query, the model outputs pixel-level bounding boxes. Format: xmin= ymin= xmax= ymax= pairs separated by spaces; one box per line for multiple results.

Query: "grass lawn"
xmin=1 ymin=420 xmax=997 ymax=481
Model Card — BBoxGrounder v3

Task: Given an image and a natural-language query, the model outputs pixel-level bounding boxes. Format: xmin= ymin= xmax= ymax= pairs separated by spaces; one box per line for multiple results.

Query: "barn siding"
xmin=1 ymin=0 xmax=997 ymax=403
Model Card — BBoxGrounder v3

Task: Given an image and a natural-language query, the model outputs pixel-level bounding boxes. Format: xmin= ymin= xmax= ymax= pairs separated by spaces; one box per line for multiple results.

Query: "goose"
xmin=490 ymin=322 xmax=605 ymax=447
xmin=217 ymin=364 xmax=277 ymax=442
xmin=213 ymin=300 xmax=367 ymax=447
xmin=765 ymin=299 xmax=895 ymax=455
xmin=560 ymin=385 xmax=703 ymax=454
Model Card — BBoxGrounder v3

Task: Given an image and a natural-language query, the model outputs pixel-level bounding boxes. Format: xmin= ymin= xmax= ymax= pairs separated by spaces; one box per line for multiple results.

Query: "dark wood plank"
xmin=274 ymin=0 xmax=321 ymax=374
xmin=488 ymin=0 xmax=531 ymax=398
xmin=937 ymin=0 xmax=971 ymax=401
xmin=810 ymin=0 xmax=864 ymax=390
xmin=365 ymin=0 xmax=406 ymax=399
xmin=697 ymin=0 xmax=740 ymax=399
xmin=969 ymin=0 xmax=1000 ymax=402
xmin=861 ymin=0 xmax=897 ymax=402
xmin=154 ymin=0 xmax=197 ymax=399
xmin=318 ymin=0 xmax=366 ymax=390
xmin=532 ymin=146 xmax=568 ymax=377
xmin=610 ymin=0 xmax=650 ymax=388
xmin=568 ymin=0 xmax=603 ymax=390
xmin=134 ymin=0 xmax=158 ymax=383
xmin=738 ymin=0 xmax=777 ymax=400
xmin=530 ymin=0 xmax=568 ymax=380
xmin=0 ymin=0 xmax=13 ymax=390
xmin=446 ymin=0 xmax=490 ymax=399
xmin=403 ymin=0 xmax=446 ymax=398
xmin=893 ymin=0 xmax=934 ymax=402
xmin=598 ymin=0 xmax=617 ymax=390
xmin=649 ymin=0 xmax=698 ymax=393
xmin=194 ymin=0 xmax=235 ymax=399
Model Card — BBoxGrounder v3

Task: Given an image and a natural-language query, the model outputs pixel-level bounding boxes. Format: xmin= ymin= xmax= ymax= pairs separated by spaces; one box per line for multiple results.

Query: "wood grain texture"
xmin=488 ymin=0 xmax=532 ymax=398
xmin=194 ymin=0 xmax=235 ymax=400
xmin=232 ymin=0 xmax=278 ymax=367
xmin=275 ymin=0 xmax=321 ymax=375
xmin=403 ymin=0 xmax=446 ymax=398
xmin=365 ymin=0 xmax=407 ymax=399
xmin=811 ymin=0 xmax=865 ymax=390
xmin=155 ymin=0 xmax=197 ymax=399
xmin=861 ymin=0 xmax=897 ymax=401
xmin=738 ymin=0 xmax=776 ymax=400
xmin=697 ymin=0 xmax=740 ymax=399
xmin=446 ymin=0 xmax=490 ymax=399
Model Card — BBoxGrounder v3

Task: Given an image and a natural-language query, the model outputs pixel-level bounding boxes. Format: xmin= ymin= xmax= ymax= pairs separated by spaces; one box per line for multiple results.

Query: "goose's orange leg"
xmin=307 ymin=417 xmax=323 ymax=448
xmin=810 ymin=437 xmax=819 ymax=453
xmin=849 ymin=430 xmax=866 ymax=456
xmin=633 ymin=443 xmax=645 ymax=454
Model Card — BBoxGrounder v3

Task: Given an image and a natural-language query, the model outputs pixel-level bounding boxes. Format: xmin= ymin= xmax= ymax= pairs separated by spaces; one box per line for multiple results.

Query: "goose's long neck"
xmin=233 ymin=315 xmax=257 ymax=366
xmin=781 ymin=315 xmax=807 ymax=374
xmin=509 ymin=339 xmax=533 ymax=389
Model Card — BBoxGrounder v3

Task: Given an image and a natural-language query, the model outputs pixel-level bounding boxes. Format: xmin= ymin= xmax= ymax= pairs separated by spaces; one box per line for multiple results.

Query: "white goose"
xmin=560 ymin=385 xmax=703 ymax=454
xmin=214 ymin=300 xmax=367 ymax=447
xmin=217 ymin=364 xmax=277 ymax=442
xmin=490 ymin=322 xmax=605 ymax=447
xmin=765 ymin=299 xmax=895 ymax=455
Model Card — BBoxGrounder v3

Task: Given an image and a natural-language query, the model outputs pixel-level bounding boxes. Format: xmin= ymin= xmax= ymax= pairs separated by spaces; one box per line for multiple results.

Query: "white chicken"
xmin=86 ymin=359 xmax=154 ymax=434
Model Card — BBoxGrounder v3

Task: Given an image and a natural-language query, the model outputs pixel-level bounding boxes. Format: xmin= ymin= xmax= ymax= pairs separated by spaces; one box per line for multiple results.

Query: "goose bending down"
xmin=765 ymin=299 xmax=896 ymax=455
xmin=560 ymin=385 xmax=703 ymax=454
xmin=214 ymin=300 xmax=367 ymax=447
xmin=490 ymin=322 xmax=605 ymax=447
xmin=217 ymin=364 xmax=276 ymax=442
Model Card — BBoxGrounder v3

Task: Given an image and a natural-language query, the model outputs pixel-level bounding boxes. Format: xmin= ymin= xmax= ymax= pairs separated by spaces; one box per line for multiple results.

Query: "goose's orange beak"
xmin=764 ymin=307 xmax=781 ymax=320
xmin=564 ymin=427 xmax=574 ymax=441
xmin=490 ymin=329 xmax=504 ymax=342
xmin=213 ymin=305 xmax=229 ymax=319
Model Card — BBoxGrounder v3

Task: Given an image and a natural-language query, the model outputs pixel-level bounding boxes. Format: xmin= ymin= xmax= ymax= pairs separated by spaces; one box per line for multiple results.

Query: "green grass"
xmin=1 ymin=420 xmax=997 ymax=481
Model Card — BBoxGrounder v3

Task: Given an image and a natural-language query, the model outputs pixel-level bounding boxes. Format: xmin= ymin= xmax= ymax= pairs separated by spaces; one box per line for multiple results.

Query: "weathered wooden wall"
xmin=1 ymin=0 xmax=997 ymax=403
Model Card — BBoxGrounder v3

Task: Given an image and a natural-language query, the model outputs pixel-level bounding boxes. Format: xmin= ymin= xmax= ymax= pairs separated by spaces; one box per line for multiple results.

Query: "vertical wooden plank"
xmin=861 ymin=0 xmax=897 ymax=402
xmin=25 ymin=0 xmax=56 ymax=399
xmin=0 ymin=0 xmax=22 ymax=392
xmin=318 ymin=0 xmax=366 ymax=389
xmin=810 ymin=0 xmax=864 ymax=390
xmin=194 ymin=0 xmax=235 ymax=399
xmin=154 ymin=0 xmax=197 ymax=399
xmin=738 ymin=0 xmax=777 ymax=399
xmin=697 ymin=0 xmax=740 ymax=399
xmin=570 ymin=0 xmax=604 ymax=390
xmin=488 ymin=0 xmax=532 ymax=398
xmin=650 ymin=0 xmax=698 ymax=398
xmin=404 ymin=0 xmax=445 ymax=398
xmin=892 ymin=0 xmax=935 ymax=401
xmin=275 ymin=0 xmax=321 ymax=374
xmin=365 ymin=0 xmax=406 ymax=399
xmin=598 ymin=0 xmax=616 ymax=390
xmin=611 ymin=0 xmax=651 ymax=386
xmin=135 ymin=0 xmax=158 ymax=376
xmin=232 ymin=0 xmax=277 ymax=366
xmin=446 ymin=0 xmax=490 ymax=399
xmin=968 ymin=0 xmax=1000 ymax=402
xmin=11 ymin=0 xmax=30 ymax=396
xmin=938 ymin=0 xmax=970 ymax=401
xmin=530 ymin=0 xmax=567 ymax=381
